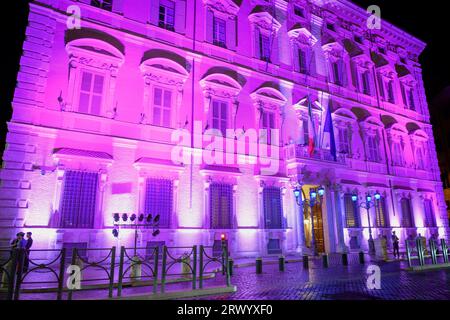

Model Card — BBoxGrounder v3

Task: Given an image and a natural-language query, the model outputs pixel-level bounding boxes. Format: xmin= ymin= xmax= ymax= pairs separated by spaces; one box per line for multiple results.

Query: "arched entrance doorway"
xmin=302 ymin=185 xmax=326 ymax=253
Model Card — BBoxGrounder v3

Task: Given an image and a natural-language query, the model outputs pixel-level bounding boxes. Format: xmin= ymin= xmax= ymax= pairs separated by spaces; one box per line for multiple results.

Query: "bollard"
xmin=302 ymin=255 xmax=309 ymax=269
xmin=430 ymin=240 xmax=437 ymax=265
xmin=342 ymin=253 xmax=348 ymax=266
xmin=405 ymin=241 xmax=412 ymax=268
xmin=416 ymin=238 xmax=425 ymax=266
xmin=359 ymin=251 xmax=365 ymax=264
xmin=322 ymin=254 xmax=329 ymax=268
xmin=131 ymin=255 xmax=142 ymax=283
xmin=228 ymin=258 xmax=234 ymax=276
xmin=279 ymin=256 xmax=285 ymax=272
xmin=441 ymin=239 xmax=449 ymax=264
xmin=256 ymin=258 xmax=262 ymax=274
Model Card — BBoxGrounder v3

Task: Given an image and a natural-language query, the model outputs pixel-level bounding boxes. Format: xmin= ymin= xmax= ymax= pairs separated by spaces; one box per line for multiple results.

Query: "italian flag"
xmin=307 ymin=96 xmax=316 ymax=157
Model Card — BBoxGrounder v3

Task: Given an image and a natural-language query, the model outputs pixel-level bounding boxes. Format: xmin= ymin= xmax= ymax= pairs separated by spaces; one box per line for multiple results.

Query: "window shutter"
xmin=401 ymin=83 xmax=407 ymax=106
xmin=271 ymin=34 xmax=279 ymax=65
xmin=292 ymin=44 xmax=299 ymax=72
xmin=205 ymin=8 xmax=214 ymax=43
xmin=309 ymin=49 xmax=316 ymax=76
xmin=226 ymin=17 xmax=236 ymax=50
xmin=254 ymin=28 xmax=261 ymax=59
xmin=340 ymin=59 xmax=348 ymax=87
xmin=377 ymin=74 xmax=385 ymax=99
xmin=150 ymin=0 xmax=160 ymax=25
xmin=368 ymin=70 xmax=376 ymax=96
xmin=174 ymin=0 xmax=186 ymax=34
xmin=350 ymin=61 xmax=359 ymax=90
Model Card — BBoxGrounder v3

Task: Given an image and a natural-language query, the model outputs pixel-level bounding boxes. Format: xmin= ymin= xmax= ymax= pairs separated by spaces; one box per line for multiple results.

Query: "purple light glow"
xmin=0 ymin=0 xmax=447 ymax=257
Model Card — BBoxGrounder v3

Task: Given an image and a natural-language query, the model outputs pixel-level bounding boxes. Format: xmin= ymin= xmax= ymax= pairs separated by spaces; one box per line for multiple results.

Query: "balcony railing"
xmin=285 ymin=144 xmax=346 ymax=165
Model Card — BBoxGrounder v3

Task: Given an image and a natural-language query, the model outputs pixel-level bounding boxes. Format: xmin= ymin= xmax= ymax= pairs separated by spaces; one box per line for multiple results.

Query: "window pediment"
xmin=288 ymin=23 xmax=317 ymax=46
xmin=251 ymin=86 xmax=287 ymax=110
xmin=203 ymin=0 xmax=240 ymax=17
xmin=248 ymin=7 xmax=281 ymax=33
xmin=66 ymin=38 xmax=124 ymax=71
xmin=351 ymin=54 xmax=374 ymax=69
xmin=200 ymin=72 xmax=243 ymax=99
xmin=140 ymin=54 xmax=189 ymax=87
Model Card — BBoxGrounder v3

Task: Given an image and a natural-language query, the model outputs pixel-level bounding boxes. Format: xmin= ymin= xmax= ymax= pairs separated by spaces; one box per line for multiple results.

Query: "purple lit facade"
xmin=1 ymin=0 xmax=448 ymax=257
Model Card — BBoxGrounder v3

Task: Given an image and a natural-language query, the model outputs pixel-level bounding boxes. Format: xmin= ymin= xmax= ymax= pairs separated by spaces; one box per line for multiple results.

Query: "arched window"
xmin=375 ymin=196 xmax=389 ymax=228
xmin=423 ymin=199 xmax=436 ymax=228
xmin=344 ymin=194 xmax=360 ymax=228
xmin=400 ymin=198 xmax=414 ymax=228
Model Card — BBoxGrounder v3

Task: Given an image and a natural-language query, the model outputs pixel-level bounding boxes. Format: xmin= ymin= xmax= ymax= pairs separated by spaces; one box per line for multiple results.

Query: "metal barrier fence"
xmin=0 ymin=244 xmax=231 ymax=300
xmin=406 ymin=238 xmax=449 ymax=268
xmin=117 ymin=246 xmax=159 ymax=297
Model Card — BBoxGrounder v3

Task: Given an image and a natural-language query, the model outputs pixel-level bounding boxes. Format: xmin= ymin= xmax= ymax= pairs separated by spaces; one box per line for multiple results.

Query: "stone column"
xmin=334 ymin=184 xmax=349 ymax=253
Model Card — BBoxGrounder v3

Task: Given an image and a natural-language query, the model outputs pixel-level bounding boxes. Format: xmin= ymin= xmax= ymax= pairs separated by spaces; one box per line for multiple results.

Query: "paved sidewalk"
xmin=188 ymin=260 xmax=450 ymax=300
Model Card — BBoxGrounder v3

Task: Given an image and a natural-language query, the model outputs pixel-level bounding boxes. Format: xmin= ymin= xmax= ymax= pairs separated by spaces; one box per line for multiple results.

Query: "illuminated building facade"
xmin=0 ymin=0 xmax=448 ymax=257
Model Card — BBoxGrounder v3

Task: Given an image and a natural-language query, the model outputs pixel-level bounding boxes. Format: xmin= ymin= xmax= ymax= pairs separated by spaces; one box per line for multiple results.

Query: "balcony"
xmin=285 ymin=144 xmax=346 ymax=165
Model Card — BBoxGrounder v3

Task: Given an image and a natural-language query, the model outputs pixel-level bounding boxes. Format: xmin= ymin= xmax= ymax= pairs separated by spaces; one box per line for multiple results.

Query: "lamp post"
xmin=352 ymin=192 xmax=381 ymax=255
xmin=293 ymin=186 xmax=325 ymax=256
xmin=113 ymin=213 xmax=161 ymax=256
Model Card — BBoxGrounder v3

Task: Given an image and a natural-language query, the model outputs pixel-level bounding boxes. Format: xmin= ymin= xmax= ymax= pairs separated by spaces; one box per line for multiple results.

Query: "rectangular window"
xmin=375 ymin=197 xmax=389 ymax=228
xmin=78 ymin=70 xmax=104 ymax=116
xmin=332 ymin=61 xmax=342 ymax=86
xmin=210 ymin=183 xmax=233 ymax=229
xmin=261 ymin=110 xmax=276 ymax=145
xmin=59 ymin=171 xmax=98 ymax=229
xmin=401 ymin=198 xmax=414 ymax=228
xmin=391 ymin=142 xmax=404 ymax=166
xmin=408 ymin=89 xmax=416 ymax=111
xmin=367 ymin=135 xmax=380 ymax=162
xmin=213 ymin=16 xmax=226 ymax=48
xmin=144 ymin=178 xmax=173 ymax=228
xmin=362 ymin=71 xmax=371 ymax=95
xmin=377 ymin=74 xmax=385 ymax=99
xmin=211 ymin=100 xmax=228 ymax=136
xmin=152 ymin=87 xmax=172 ymax=127
xmin=387 ymin=80 xmax=395 ymax=103
xmin=344 ymin=194 xmax=360 ymax=228
xmin=263 ymin=187 xmax=283 ymax=229
xmin=401 ymin=83 xmax=408 ymax=107
xmin=294 ymin=5 xmax=305 ymax=18
xmin=298 ymin=48 xmax=307 ymax=74
xmin=424 ymin=199 xmax=436 ymax=228
xmin=302 ymin=119 xmax=309 ymax=146
xmin=91 ymin=0 xmax=113 ymax=11
xmin=338 ymin=127 xmax=350 ymax=154
xmin=259 ymin=33 xmax=271 ymax=62
xmin=158 ymin=0 xmax=175 ymax=31
xmin=416 ymin=147 xmax=425 ymax=170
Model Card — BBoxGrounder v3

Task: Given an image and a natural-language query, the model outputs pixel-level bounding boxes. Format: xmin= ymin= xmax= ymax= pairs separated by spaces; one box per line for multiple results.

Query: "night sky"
xmin=1 ymin=1 xmax=449 ymax=151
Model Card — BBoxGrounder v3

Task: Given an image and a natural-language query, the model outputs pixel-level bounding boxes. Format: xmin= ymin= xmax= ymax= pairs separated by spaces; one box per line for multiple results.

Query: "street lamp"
xmin=293 ymin=186 xmax=325 ymax=256
xmin=352 ymin=191 xmax=381 ymax=255
xmin=112 ymin=213 xmax=161 ymax=256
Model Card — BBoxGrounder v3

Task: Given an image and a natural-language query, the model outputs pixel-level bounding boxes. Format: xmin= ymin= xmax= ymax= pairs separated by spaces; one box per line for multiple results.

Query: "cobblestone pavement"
xmin=190 ymin=259 xmax=450 ymax=300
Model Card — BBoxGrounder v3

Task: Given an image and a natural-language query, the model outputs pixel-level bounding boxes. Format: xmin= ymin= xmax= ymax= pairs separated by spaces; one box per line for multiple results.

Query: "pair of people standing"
xmin=10 ymin=232 xmax=33 ymax=272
